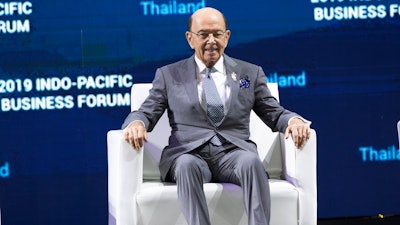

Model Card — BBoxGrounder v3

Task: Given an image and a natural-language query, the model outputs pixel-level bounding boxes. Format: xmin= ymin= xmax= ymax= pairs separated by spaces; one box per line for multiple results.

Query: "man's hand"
xmin=284 ymin=117 xmax=311 ymax=149
xmin=123 ymin=121 xmax=148 ymax=150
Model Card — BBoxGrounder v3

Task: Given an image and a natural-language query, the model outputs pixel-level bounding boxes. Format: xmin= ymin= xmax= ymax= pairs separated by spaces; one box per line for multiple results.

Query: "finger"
xmin=129 ymin=129 xmax=139 ymax=149
xmin=284 ymin=127 xmax=290 ymax=139
xmin=298 ymin=126 xmax=311 ymax=148
xmin=306 ymin=128 xmax=311 ymax=140
xmin=302 ymin=126 xmax=308 ymax=139
xmin=124 ymin=129 xmax=135 ymax=148
xmin=291 ymin=127 xmax=300 ymax=148
xmin=134 ymin=125 xmax=149 ymax=150
xmin=297 ymin=135 xmax=305 ymax=148
xmin=125 ymin=127 xmax=139 ymax=150
xmin=133 ymin=130 xmax=142 ymax=150
xmin=124 ymin=129 xmax=129 ymax=142
xmin=134 ymin=136 xmax=142 ymax=150
xmin=296 ymin=126 xmax=307 ymax=148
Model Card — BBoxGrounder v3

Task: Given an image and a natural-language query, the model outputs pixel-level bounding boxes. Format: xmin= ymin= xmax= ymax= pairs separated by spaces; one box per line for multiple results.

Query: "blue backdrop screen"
xmin=1 ymin=0 xmax=400 ymax=224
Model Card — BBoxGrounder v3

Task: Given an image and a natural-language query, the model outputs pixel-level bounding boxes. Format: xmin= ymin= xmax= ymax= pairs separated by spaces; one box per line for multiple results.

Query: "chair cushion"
xmin=135 ymin=179 xmax=298 ymax=225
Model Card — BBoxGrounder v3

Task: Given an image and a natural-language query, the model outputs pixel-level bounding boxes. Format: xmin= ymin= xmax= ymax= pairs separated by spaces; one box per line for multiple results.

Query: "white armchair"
xmin=107 ymin=83 xmax=317 ymax=225
xmin=398 ymin=120 xmax=400 ymax=149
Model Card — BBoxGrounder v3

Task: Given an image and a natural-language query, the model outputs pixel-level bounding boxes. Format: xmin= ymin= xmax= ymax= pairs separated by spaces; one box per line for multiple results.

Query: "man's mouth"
xmin=205 ymin=47 xmax=218 ymax=53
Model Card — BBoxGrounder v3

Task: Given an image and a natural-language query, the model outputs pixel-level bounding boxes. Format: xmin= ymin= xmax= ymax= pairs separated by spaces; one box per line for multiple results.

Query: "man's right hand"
xmin=123 ymin=121 xmax=148 ymax=150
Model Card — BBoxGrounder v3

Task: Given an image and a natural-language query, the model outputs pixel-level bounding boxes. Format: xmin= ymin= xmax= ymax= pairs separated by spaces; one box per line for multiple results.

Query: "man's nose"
xmin=206 ymin=34 xmax=216 ymax=43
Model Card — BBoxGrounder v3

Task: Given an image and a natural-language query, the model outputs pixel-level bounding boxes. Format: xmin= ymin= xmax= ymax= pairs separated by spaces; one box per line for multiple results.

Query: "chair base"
xmin=133 ymin=180 xmax=298 ymax=225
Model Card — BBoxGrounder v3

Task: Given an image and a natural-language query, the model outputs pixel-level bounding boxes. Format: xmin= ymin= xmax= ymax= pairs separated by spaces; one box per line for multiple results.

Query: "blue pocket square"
xmin=239 ymin=76 xmax=251 ymax=89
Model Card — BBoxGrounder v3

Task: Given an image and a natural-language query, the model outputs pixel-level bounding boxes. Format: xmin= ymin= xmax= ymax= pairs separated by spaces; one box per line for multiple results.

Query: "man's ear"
xmin=185 ymin=31 xmax=195 ymax=49
xmin=224 ymin=30 xmax=231 ymax=48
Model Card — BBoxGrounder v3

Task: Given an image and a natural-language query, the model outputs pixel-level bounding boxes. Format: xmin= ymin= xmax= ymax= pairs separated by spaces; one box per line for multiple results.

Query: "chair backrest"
xmin=131 ymin=83 xmax=283 ymax=180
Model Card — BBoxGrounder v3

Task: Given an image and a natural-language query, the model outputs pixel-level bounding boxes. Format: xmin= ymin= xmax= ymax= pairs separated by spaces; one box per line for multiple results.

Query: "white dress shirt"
xmin=195 ymin=55 xmax=230 ymax=112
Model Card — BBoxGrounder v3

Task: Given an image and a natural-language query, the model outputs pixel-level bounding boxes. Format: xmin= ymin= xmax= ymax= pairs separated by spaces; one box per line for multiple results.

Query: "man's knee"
xmin=175 ymin=155 xmax=200 ymax=172
xmin=236 ymin=152 xmax=265 ymax=174
xmin=241 ymin=152 xmax=262 ymax=164
xmin=172 ymin=154 xmax=211 ymax=182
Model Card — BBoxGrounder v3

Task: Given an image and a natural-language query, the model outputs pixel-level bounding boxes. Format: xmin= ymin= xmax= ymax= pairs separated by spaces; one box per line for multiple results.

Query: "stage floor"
xmin=318 ymin=215 xmax=400 ymax=225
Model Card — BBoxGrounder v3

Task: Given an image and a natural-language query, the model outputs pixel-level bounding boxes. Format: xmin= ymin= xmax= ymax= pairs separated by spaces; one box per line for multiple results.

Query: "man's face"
xmin=186 ymin=9 xmax=230 ymax=67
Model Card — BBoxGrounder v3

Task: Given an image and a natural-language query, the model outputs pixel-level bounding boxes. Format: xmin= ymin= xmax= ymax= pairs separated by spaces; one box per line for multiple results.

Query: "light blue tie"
xmin=203 ymin=67 xmax=225 ymax=146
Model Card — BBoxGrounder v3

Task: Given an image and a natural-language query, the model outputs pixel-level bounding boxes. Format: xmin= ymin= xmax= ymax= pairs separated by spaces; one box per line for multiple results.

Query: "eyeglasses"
xmin=189 ymin=30 xmax=227 ymax=40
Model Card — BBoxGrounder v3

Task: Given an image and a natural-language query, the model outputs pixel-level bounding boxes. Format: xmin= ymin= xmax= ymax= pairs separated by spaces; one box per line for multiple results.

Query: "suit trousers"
xmin=168 ymin=142 xmax=271 ymax=225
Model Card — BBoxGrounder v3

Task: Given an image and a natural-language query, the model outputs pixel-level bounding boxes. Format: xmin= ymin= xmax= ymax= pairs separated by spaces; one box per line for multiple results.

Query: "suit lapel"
xmin=224 ymin=55 xmax=240 ymax=115
xmin=178 ymin=54 xmax=242 ymax=122
xmin=180 ymin=56 xmax=207 ymax=116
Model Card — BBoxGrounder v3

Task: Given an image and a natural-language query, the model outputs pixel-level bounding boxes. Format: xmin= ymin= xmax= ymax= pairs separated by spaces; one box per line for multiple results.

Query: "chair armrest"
xmin=107 ymin=130 xmax=143 ymax=225
xmin=282 ymin=129 xmax=317 ymax=225
xmin=397 ymin=120 xmax=400 ymax=149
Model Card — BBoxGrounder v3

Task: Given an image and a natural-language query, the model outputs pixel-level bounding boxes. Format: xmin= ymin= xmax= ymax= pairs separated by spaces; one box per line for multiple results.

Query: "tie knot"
xmin=205 ymin=67 xmax=213 ymax=78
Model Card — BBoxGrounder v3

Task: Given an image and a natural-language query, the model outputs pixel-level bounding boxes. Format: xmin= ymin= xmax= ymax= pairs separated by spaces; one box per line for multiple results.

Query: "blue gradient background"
xmin=1 ymin=0 xmax=400 ymax=224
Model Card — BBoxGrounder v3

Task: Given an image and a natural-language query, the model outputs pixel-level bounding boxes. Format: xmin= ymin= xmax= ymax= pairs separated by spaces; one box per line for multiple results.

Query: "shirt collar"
xmin=195 ymin=55 xmax=224 ymax=74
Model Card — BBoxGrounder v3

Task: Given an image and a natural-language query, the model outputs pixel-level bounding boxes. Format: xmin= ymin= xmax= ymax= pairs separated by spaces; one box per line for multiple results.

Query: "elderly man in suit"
xmin=122 ymin=7 xmax=311 ymax=225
